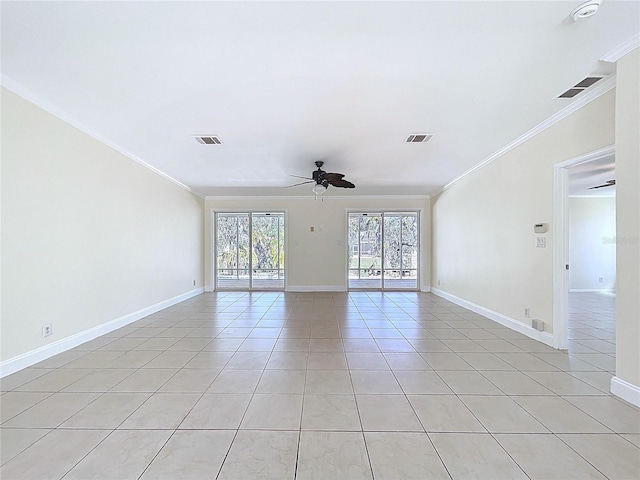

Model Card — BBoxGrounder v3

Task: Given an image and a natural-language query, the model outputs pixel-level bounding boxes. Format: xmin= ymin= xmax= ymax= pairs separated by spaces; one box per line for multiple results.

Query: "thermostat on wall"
xmin=534 ymin=224 xmax=547 ymax=234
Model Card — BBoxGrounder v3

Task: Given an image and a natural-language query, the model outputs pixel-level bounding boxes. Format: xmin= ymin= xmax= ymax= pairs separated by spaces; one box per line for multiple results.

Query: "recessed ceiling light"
xmin=571 ymin=0 xmax=601 ymax=21
xmin=193 ymin=135 xmax=222 ymax=145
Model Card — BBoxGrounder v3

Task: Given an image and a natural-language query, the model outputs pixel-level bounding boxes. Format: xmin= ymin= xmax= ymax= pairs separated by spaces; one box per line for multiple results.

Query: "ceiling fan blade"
xmin=324 ymin=172 xmax=346 ymax=181
xmin=327 ymin=178 xmax=355 ymax=188
xmin=286 ymin=180 xmax=315 ymax=188
xmin=288 ymin=163 xmax=356 ymax=190
xmin=588 ymin=179 xmax=616 ymax=189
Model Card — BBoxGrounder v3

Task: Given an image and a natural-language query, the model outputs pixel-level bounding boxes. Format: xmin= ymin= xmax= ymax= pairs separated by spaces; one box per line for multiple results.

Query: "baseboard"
xmin=569 ymin=289 xmax=616 ymax=293
xmin=610 ymin=376 xmax=640 ymax=408
xmin=204 ymin=285 xmax=214 ymax=292
xmin=430 ymin=288 xmax=554 ymax=347
xmin=420 ymin=286 xmax=432 ymax=293
xmin=0 ymin=287 xmax=204 ymax=378
xmin=285 ymin=285 xmax=347 ymax=292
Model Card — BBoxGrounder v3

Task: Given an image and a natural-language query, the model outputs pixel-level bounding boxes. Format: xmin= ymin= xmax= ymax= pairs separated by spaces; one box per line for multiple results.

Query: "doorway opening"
xmin=347 ymin=211 xmax=419 ymax=290
xmin=214 ymin=211 xmax=285 ymax=291
xmin=553 ymin=146 xmax=615 ymax=354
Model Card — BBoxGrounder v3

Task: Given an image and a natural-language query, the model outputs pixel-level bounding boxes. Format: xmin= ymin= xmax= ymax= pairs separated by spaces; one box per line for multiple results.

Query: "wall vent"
xmin=194 ymin=135 xmax=222 ymax=145
xmin=557 ymin=76 xmax=604 ymax=99
xmin=405 ymin=133 xmax=434 ymax=143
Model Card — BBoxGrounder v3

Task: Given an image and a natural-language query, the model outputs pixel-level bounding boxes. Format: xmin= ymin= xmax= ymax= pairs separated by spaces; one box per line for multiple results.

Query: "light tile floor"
xmin=1 ymin=291 xmax=638 ymax=479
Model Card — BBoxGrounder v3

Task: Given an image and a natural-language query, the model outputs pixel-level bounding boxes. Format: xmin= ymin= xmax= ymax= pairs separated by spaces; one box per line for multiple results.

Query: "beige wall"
xmin=1 ymin=88 xmax=205 ymax=363
xmin=614 ymin=49 xmax=640 ymax=388
xmin=569 ymin=197 xmax=616 ymax=291
xmin=431 ymin=89 xmax=616 ymax=334
xmin=204 ymin=196 xmax=430 ymax=291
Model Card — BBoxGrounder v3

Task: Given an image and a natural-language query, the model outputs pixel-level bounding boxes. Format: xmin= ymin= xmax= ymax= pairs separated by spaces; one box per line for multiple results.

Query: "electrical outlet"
xmin=524 ymin=308 xmax=530 ymax=318
xmin=598 ymin=277 xmax=604 ymax=283
xmin=438 ymin=280 xmax=441 ymax=286
xmin=193 ymin=280 xmax=196 ymax=286
xmin=42 ymin=324 xmax=53 ymax=337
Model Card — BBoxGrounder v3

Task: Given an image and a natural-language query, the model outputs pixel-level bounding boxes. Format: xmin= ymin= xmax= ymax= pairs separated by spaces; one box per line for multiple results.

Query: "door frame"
xmin=552 ymin=145 xmax=614 ymax=349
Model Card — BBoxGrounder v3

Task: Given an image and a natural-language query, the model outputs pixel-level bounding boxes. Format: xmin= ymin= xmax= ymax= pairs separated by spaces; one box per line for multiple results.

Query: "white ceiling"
xmin=1 ymin=1 xmax=638 ymax=197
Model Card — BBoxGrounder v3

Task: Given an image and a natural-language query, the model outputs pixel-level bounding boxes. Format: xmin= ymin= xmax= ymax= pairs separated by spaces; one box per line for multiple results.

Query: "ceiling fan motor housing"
xmin=312 ymin=164 xmax=326 ymax=184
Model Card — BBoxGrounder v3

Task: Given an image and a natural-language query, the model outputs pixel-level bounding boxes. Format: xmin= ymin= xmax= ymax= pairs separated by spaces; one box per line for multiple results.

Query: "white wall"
xmin=204 ymin=196 xmax=430 ymax=291
xmin=613 ymin=49 xmax=640 ymax=395
xmin=1 ymin=88 xmax=205 ymax=367
xmin=569 ymin=197 xmax=616 ymax=291
xmin=431 ymin=89 xmax=615 ymax=335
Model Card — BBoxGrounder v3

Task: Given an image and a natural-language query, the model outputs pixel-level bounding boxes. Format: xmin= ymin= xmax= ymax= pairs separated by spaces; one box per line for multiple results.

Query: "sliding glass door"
xmin=216 ymin=213 xmax=250 ymax=289
xmin=215 ymin=212 xmax=285 ymax=290
xmin=349 ymin=213 xmax=383 ymax=289
xmin=382 ymin=213 xmax=419 ymax=289
xmin=250 ymin=213 xmax=285 ymax=290
xmin=348 ymin=212 xmax=419 ymax=290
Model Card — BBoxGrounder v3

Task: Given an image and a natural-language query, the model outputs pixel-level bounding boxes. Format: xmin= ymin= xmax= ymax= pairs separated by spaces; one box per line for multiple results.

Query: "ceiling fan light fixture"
xmin=312 ymin=183 xmax=327 ymax=195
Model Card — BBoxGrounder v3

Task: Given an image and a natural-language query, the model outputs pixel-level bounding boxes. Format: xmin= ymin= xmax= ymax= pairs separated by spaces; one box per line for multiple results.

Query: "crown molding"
xmin=600 ymin=33 xmax=640 ymax=63
xmin=205 ymin=194 xmax=430 ymax=201
xmin=439 ymin=75 xmax=616 ymax=194
xmin=1 ymin=75 xmax=197 ymax=196
xmin=206 ymin=195 xmax=310 ymax=201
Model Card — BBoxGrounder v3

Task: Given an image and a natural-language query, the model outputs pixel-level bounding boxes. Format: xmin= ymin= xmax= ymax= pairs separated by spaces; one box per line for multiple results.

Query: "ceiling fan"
xmin=588 ymin=179 xmax=615 ymax=189
xmin=288 ymin=161 xmax=355 ymax=194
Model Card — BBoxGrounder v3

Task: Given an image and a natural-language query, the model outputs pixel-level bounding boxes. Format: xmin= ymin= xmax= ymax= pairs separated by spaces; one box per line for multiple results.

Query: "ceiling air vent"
xmin=557 ymin=76 xmax=604 ymax=99
xmin=405 ymin=133 xmax=434 ymax=143
xmin=193 ymin=135 xmax=222 ymax=145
